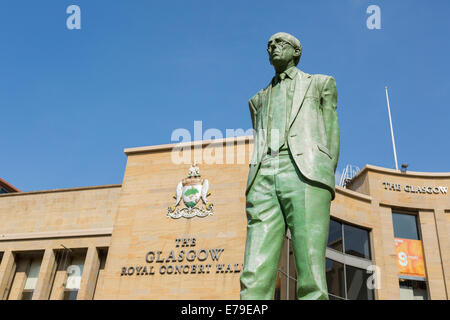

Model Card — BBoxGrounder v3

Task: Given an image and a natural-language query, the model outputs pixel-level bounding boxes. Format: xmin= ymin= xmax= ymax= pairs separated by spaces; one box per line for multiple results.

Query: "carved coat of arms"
xmin=167 ymin=163 xmax=214 ymax=219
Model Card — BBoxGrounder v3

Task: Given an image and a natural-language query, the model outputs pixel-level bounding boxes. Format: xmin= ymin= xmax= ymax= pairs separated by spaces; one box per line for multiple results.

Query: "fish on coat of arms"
xmin=167 ymin=162 xmax=214 ymax=219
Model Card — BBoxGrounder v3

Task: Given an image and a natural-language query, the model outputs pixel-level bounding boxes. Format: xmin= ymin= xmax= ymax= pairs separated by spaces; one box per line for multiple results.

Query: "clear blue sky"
xmin=1 ymin=0 xmax=449 ymax=191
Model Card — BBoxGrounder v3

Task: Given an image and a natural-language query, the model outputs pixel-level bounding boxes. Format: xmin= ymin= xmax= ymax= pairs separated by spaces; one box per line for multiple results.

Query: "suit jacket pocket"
xmin=304 ymin=94 xmax=320 ymax=101
xmin=317 ymin=144 xmax=332 ymax=159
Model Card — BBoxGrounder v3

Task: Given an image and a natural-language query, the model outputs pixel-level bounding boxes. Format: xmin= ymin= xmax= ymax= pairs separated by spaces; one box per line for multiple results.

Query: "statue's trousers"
xmin=240 ymin=150 xmax=331 ymax=300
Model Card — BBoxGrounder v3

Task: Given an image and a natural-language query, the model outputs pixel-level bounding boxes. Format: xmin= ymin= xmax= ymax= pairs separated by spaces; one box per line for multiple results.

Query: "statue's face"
xmin=267 ymin=36 xmax=297 ymax=69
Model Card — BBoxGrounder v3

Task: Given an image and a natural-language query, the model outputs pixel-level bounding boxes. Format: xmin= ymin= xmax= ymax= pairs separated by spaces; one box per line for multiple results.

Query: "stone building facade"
xmin=0 ymin=136 xmax=448 ymax=300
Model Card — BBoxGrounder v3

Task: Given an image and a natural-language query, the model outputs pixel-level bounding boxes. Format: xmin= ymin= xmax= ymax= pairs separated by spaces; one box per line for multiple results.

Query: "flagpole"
xmin=385 ymin=86 xmax=399 ymax=171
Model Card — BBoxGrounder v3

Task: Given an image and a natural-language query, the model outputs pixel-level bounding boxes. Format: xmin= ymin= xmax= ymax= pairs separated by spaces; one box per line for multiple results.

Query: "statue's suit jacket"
xmin=247 ymin=68 xmax=340 ymax=199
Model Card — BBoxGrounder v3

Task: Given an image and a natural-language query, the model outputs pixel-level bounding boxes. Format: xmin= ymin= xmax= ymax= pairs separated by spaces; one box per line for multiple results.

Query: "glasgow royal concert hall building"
xmin=0 ymin=136 xmax=449 ymax=300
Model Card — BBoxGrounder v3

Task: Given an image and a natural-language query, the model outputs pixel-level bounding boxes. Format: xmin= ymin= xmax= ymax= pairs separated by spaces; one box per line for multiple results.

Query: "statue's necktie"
xmin=269 ymin=72 xmax=287 ymax=152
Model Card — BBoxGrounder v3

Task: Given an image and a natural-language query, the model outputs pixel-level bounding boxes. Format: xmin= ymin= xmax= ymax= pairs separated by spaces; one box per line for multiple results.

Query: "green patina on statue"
xmin=240 ymin=32 xmax=340 ymax=300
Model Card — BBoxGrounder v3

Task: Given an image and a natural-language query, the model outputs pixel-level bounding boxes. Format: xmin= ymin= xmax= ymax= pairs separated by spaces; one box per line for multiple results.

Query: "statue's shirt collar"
xmin=284 ymin=66 xmax=298 ymax=80
xmin=273 ymin=66 xmax=299 ymax=85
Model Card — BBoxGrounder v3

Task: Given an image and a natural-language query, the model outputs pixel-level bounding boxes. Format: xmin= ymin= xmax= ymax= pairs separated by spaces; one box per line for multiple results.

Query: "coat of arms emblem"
xmin=167 ymin=163 xmax=214 ymax=219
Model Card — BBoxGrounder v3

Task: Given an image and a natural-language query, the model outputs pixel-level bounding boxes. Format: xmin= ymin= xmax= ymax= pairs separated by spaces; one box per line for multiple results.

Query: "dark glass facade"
xmin=327 ymin=219 xmax=343 ymax=252
xmin=325 ymin=259 xmax=345 ymax=299
xmin=344 ymin=224 xmax=371 ymax=259
xmin=345 ymin=265 xmax=374 ymax=300
xmin=326 ymin=218 xmax=374 ymax=300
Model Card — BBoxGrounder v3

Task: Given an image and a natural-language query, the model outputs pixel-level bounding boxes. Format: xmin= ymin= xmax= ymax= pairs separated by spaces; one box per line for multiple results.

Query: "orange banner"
xmin=394 ymin=238 xmax=425 ymax=278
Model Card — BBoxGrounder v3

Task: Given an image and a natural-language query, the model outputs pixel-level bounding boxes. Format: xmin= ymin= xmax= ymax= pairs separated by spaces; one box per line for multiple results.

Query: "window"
xmin=21 ymin=291 xmax=34 ymax=300
xmin=276 ymin=232 xmax=299 ymax=300
xmin=277 ymin=219 xmax=374 ymax=300
xmin=392 ymin=213 xmax=420 ymax=240
xmin=327 ymin=219 xmax=343 ymax=252
xmin=21 ymin=257 xmax=42 ymax=300
xmin=326 ymin=259 xmax=345 ymax=300
xmin=344 ymin=224 xmax=371 ymax=259
xmin=392 ymin=211 xmax=428 ymax=299
xmin=326 ymin=218 xmax=374 ymax=300
xmin=328 ymin=220 xmax=371 ymax=259
xmin=63 ymin=290 xmax=79 ymax=300
xmin=49 ymin=248 xmax=86 ymax=300
xmin=5 ymin=252 xmax=43 ymax=300
xmin=345 ymin=265 xmax=374 ymax=300
xmin=63 ymin=253 xmax=85 ymax=300
xmin=399 ymin=279 xmax=428 ymax=300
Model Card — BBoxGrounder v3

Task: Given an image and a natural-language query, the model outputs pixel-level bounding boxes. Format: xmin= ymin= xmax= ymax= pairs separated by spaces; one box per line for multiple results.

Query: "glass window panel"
xmin=392 ymin=213 xmax=419 ymax=240
xmin=345 ymin=265 xmax=374 ymax=300
xmin=325 ymin=258 xmax=345 ymax=299
xmin=399 ymin=279 xmax=428 ymax=300
xmin=343 ymin=224 xmax=371 ymax=259
xmin=66 ymin=256 xmax=85 ymax=290
xmin=63 ymin=290 xmax=78 ymax=300
xmin=327 ymin=219 xmax=343 ymax=252
xmin=24 ymin=258 xmax=41 ymax=290
xmin=412 ymin=281 xmax=428 ymax=300
xmin=21 ymin=290 xmax=34 ymax=300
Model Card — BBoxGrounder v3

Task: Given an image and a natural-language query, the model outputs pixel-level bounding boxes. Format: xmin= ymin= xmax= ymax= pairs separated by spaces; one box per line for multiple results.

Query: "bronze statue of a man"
xmin=240 ymin=32 xmax=340 ymax=300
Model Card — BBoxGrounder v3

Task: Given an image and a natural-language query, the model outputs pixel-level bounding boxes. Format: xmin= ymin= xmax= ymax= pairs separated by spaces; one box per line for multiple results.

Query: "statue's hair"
xmin=268 ymin=32 xmax=302 ymax=65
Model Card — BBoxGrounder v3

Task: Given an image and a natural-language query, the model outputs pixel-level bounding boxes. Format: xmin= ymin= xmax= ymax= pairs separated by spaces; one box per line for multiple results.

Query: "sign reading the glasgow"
xmin=382 ymin=182 xmax=448 ymax=194
xmin=120 ymin=237 xmax=242 ymax=276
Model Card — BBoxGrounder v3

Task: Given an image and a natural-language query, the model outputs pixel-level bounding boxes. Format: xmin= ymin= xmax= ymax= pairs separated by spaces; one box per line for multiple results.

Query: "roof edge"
xmin=335 ymin=185 xmax=372 ymax=202
xmin=0 ymin=184 xmax=122 ymax=197
xmin=0 ymin=178 xmax=20 ymax=193
xmin=351 ymin=164 xmax=450 ymax=181
xmin=124 ymin=135 xmax=254 ymax=155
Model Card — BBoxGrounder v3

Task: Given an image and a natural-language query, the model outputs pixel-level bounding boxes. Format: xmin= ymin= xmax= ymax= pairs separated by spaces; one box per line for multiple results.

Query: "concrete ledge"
xmin=335 ymin=185 xmax=372 ymax=203
xmin=0 ymin=228 xmax=114 ymax=241
xmin=0 ymin=184 xmax=122 ymax=198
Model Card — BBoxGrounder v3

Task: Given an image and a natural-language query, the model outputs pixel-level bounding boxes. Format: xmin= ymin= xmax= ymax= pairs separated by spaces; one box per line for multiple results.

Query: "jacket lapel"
xmin=289 ymin=70 xmax=312 ymax=128
xmin=261 ymin=84 xmax=271 ymax=130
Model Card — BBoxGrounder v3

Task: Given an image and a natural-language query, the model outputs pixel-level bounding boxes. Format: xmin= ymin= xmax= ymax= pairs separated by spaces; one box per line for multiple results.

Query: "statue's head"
xmin=267 ymin=32 xmax=302 ymax=72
